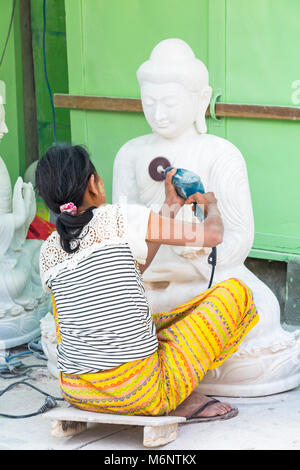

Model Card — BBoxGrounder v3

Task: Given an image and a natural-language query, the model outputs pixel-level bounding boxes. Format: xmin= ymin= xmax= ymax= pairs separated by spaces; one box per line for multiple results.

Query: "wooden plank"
xmin=143 ymin=423 xmax=179 ymax=447
xmin=44 ymin=405 xmax=185 ymax=447
xmin=44 ymin=405 xmax=186 ymax=427
xmin=51 ymin=420 xmax=87 ymax=438
xmin=54 ymin=94 xmax=142 ymax=113
xmin=214 ymin=103 xmax=300 ymax=121
xmin=54 ymin=93 xmax=300 ymax=121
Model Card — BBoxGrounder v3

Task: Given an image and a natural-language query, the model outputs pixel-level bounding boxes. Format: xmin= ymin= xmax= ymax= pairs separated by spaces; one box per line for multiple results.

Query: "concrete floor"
xmin=1 ymin=351 xmax=300 ymax=451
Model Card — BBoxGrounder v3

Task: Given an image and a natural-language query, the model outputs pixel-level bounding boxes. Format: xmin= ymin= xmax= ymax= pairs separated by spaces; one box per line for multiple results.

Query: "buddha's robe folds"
xmin=113 ymin=132 xmax=254 ymax=284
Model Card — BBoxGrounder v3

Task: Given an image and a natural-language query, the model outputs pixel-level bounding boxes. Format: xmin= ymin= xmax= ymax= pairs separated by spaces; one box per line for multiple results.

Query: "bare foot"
xmin=168 ymin=390 xmax=234 ymax=419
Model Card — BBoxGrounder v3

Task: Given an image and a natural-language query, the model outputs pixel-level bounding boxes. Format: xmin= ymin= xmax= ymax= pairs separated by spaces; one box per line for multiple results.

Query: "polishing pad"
xmin=148 ymin=157 xmax=171 ymax=181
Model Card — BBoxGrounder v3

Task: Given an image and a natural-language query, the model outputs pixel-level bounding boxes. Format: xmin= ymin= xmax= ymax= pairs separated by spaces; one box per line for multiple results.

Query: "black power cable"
xmin=0 ymin=380 xmax=64 ymax=419
xmin=0 ymin=395 xmax=57 ymax=419
xmin=207 ymin=247 xmax=217 ymax=289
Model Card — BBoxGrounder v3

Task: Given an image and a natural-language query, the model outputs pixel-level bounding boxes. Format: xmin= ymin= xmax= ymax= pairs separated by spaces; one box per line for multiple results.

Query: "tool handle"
xmin=193 ymin=202 xmax=205 ymax=222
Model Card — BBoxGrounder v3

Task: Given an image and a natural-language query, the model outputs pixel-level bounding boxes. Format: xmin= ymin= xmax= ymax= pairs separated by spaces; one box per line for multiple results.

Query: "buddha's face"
xmin=0 ymin=103 xmax=8 ymax=140
xmin=141 ymin=82 xmax=198 ymax=139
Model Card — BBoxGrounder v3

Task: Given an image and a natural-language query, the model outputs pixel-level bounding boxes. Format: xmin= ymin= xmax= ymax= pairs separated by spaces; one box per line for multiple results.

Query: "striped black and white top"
xmin=39 ymin=203 xmax=158 ymax=374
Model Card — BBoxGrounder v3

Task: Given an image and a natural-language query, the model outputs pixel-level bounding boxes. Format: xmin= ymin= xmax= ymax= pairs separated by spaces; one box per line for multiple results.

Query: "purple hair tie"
xmin=59 ymin=202 xmax=77 ymax=215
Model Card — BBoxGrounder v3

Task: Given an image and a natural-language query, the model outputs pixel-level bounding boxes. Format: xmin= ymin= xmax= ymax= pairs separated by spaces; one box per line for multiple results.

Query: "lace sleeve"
xmin=39 ymin=232 xmax=61 ymax=292
xmin=91 ymin=204 xmax=126 ymax=242
xmin=120 ymin=203 xmax=151 ymax=264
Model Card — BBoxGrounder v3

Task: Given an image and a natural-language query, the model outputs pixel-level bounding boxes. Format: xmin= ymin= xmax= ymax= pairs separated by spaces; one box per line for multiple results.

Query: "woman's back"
xmin=40 ymin=203 xmax=158 ymax=374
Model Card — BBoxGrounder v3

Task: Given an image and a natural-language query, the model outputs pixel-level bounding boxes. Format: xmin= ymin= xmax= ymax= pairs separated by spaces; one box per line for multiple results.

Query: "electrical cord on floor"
xmin=0 ymin=338 xmax=64 ymax=417
xmin=0 ymin=380 xmax=64 ymax=419
xmin=27 ymin=339 xmax=47 ymax=361
xmin=0 ymin=370 xmax=34 ymax=380
xmin=0 ymin=338 xmax=47 ymax=379
xmin=0 ymin=366 xmax=46 ymax=380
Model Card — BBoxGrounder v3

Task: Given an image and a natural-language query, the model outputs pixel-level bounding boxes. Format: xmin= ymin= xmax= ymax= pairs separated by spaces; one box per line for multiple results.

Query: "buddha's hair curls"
xmin=35 ymin=143 xmax=98 ymax=254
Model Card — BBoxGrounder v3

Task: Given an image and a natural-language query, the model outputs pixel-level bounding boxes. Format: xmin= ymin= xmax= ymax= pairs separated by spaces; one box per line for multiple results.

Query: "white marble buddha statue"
xmin=113 ymin=39 xmax=300 ymax=396
xmin=0 ymin=80 xmax=49 ymax=348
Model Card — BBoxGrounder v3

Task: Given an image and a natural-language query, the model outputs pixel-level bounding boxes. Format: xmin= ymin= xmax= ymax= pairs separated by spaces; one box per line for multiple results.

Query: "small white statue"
xmin=0 ymin=80 xmax=49 ymax=348
xmin=113 ymin=39 xmax=300 ymax=396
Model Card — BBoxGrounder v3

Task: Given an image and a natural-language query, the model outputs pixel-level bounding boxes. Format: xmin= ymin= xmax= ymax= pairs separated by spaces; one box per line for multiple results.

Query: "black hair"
xmin=35 ymin=143 xmax=99 ymax=254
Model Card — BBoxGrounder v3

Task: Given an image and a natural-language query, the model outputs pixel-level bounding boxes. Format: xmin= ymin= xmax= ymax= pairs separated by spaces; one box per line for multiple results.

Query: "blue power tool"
xmin=148 ymin=157 xmax=217 ymax=288
xmin=163 ymin=166 xmax=205 ymax=222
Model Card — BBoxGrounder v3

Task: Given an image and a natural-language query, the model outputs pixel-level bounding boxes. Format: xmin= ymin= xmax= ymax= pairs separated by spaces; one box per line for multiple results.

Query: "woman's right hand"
xmin=163 ymin=168 xmax=186 ymax=208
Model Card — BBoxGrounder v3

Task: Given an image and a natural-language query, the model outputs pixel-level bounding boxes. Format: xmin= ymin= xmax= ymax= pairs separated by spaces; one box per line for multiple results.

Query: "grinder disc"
xmin=148 ymin=156 xmax=171 ymax=181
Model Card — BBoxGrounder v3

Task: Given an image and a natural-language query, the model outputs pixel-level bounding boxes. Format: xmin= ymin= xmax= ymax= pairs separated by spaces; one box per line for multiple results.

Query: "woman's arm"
xmin=148 ymin=200 xmax=223 ymax=247
xmin=138 ymin=170 xmax=224 ymax=274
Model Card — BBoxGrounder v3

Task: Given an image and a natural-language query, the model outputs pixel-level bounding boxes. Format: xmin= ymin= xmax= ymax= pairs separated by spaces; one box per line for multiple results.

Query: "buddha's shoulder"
xmin=116 ymin=134 xmax=157 ymax=154
xmin=201 ymin=133 xmax=242 ymax=154
xmin=199 ymin=134 xmax=246 ymax=166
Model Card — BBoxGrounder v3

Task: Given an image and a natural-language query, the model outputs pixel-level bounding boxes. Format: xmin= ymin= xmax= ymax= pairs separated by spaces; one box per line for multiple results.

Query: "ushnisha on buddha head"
xmin=137 ymin=38 xmax=212 ymax=138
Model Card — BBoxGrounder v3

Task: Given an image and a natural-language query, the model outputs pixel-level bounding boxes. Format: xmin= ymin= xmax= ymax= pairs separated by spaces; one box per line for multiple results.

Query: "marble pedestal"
xmin=0 ymin=240 xmax=50 ymax=349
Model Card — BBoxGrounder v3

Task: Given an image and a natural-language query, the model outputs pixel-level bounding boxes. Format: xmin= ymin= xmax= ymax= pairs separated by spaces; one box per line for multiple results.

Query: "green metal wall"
xmin=0 ymin=1 xmax=25 ymax=184
xmin=64 ymin=0 xmax=209 ymax=205
xmin=64 ymin=0 xmax=300 ymax=262
xmin=220 ymin=0 xmax=300 ymax=262
xmin=0 ymin=0 xmax=71 ymax=184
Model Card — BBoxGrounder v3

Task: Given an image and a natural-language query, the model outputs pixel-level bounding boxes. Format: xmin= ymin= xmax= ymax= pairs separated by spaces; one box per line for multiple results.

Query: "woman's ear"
xmin=195 ymin=85 xmax=212 ymax=134
xmin=87 ymin=174 xmax=99 ymax=196
xmin=87 ymin=173 xmax=106 ymax=204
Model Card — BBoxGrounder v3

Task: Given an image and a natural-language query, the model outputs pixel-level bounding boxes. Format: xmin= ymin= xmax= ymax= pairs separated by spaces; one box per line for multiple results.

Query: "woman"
xmin=36 ymin=143 xmax=258 ymax=422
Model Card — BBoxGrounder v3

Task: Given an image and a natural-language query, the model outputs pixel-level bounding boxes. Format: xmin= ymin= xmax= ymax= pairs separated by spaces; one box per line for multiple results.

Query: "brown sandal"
xmin=185 ymin=398 xmax=239 ymax=423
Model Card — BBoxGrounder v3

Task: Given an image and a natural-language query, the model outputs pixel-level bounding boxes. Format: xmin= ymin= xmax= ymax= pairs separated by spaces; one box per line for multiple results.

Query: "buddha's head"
xmin=137 ymin=39 xmax=212 ymax=139
xmin=0 ymin=81 xmax=8 ymax=141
